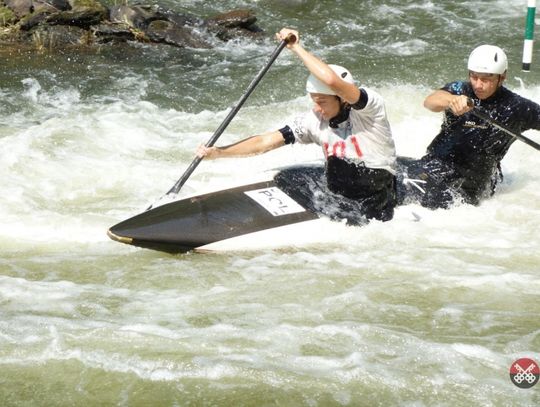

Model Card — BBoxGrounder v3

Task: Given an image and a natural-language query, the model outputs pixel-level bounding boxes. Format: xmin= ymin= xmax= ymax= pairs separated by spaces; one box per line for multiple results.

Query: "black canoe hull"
xmin=108 ymin=166 xmax=324 ymax=253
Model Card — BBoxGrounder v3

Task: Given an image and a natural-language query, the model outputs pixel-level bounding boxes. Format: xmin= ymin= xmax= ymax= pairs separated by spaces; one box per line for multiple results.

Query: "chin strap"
xmin=329 ymin=103 xmax=351 ymax=128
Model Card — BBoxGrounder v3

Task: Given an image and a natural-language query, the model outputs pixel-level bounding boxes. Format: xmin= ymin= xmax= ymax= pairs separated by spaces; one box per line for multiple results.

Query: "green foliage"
xmin=0 ymin=6 xmax=17 ymax=27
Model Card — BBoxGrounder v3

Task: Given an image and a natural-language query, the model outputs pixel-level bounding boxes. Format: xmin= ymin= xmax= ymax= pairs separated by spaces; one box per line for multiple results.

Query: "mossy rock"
xmin=0 ymin=6 xmax=18 ymax=26
xmin=68 ymin=0 xmax=106 ymax=11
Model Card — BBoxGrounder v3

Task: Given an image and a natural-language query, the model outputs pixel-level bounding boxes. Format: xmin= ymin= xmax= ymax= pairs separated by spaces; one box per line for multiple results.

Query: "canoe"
xmin=108 ymin=160 xmax=421 ymax=253
xmin=108 ymin=165 xmax=327 ymax=253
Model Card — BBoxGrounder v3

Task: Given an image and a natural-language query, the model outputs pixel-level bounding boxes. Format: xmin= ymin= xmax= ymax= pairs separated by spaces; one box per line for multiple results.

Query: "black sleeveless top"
xmin=426 ymin=81 xmax=540 ymax=178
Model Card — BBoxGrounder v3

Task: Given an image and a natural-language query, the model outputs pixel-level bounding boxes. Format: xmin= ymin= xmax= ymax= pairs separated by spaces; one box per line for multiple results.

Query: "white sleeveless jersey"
xmin=288 ymin=87 xmax=397 ymax=173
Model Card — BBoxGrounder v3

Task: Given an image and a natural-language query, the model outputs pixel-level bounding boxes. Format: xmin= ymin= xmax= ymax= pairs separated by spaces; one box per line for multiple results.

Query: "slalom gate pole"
xmin=522 ymin=0 xmax=536 ymax=71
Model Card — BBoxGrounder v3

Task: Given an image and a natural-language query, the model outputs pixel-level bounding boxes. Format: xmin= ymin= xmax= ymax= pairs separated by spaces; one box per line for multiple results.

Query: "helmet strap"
xmin=329 ymin=100 xmax=351 ymax=128
xmin=497 ymin=71 xmax=507 ymax=88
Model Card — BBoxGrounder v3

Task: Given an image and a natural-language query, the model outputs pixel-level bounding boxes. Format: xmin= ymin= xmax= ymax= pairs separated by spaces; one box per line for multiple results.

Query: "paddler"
xmin=400 ymin=45 xmax=540 ymax=208
xmin=197 ymin=27 xmax=398 ymax=224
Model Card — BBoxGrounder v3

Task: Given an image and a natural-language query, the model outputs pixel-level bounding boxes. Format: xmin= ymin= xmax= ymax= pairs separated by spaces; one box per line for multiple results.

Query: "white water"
xmin=2 ymin=79 xmax=540 ymax=249
xmin=1 ymin=50 xmax=540 ymax=407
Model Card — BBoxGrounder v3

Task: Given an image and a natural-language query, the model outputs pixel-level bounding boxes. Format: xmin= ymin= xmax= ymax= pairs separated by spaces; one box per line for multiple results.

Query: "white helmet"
xmin=467 ymin=45 xmax=508 ymax=74
xmin=306 ymin=64 xmax=354 ymax=95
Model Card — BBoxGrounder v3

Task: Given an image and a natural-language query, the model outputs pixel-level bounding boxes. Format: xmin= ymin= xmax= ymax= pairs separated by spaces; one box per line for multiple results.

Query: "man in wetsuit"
xmin=197 ymin=28 xmax=397 ymax=224
xmin=400 ymin=45 xmax=540 ymax=208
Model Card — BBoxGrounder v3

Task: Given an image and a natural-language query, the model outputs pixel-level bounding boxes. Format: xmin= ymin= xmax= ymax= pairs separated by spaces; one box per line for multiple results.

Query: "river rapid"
xmin=1 ymin=0 xmax=539 ymax=405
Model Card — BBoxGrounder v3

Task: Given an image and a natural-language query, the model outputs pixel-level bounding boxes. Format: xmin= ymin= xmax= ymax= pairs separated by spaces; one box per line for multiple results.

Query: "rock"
xmin=205 ymin=9 xmax=263 ymax=41
xmin=110 ymin=4 xmax=154 ymax=30
xmin=19 ymin=9 xmax=49 ymax=30
xmin=110 ymin=4 xmax=203 ymax=32
xmin=1 ymin=2 xmax=266 ymax=50
xmin=145 ymin=19 xmax=211 ymax=48
xmin=0 ymin=5 xmax=17 ymax=26
xmin=32 ymin=2 xmax=61 ymax=14
xmin=4 ymin=0 xmax=33 ymax=18
xmin=21 ymin=23 xmax=90 ymax=47
xmin=92 ymin=21 xmax=136 ymax=43
xmin=33 ymin=0 xmax=71 ymax=14
xmin=153 ymin=7 xmax=203 ymax=28
xmin=50 ymin=0 xmax=71 ymax=10
xmin=46 ymin=7 xmax=105 ymax=28
xmin=109 ymin=5 xmax=143 ymax=29
xmin=206 ymin=9 xmax=257 ymax=29
xmin=45 ymin=0 xmax=107 ymax=28
xmin=68 ymin=0 xmax=104 ymax=11
xmin=109 ymin=4 xmax=212 ymax=48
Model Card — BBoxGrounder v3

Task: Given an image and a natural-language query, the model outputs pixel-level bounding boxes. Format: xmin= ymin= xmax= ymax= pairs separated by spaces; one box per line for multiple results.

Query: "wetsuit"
xmin=278 ymin=87 xmax=397 ymax=224
xmin=399 ymin=81 xmax=540 ymax=208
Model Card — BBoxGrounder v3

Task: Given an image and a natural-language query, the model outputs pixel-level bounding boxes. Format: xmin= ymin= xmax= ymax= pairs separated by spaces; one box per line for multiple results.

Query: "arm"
xmin=424 ymin=89 xmax=472 ymax=116
xmin=276 ymin=28 xmax=360 ymax=105
xmin=197 ymin=130 xmax=285 ymax=160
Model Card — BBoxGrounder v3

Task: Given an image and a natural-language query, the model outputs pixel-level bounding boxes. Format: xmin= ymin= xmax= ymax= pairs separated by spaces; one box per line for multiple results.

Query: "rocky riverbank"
xmin=0 ymin=0 xmax=264 ymax=50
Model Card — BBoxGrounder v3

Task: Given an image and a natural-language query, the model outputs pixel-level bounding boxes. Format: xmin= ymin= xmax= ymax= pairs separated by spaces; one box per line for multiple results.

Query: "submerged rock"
xmin=0 ymin=0 xmax=264 ymax=50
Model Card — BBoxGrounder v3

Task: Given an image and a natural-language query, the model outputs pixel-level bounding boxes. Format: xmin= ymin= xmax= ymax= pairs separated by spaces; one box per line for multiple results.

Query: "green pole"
xmin=522 ymin=0 xmax=536 ymax=71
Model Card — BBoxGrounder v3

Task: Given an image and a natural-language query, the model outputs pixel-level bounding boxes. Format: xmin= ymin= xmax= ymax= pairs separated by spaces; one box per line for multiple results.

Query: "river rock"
xmin=206 ymin=9 xmax=257 ymax=29
xmin=4 ymin=0 xmax=33 ymax=18
xmin=205 ymin=9 xmax=263 ymax=41
xmin=109 ymin=5 xmax=142 ymax=29
xmin=91 ymin=21 xmax=135 ymax=43
xmin=1 ymin=1 xmax=265 ymax=49
xmin=23 ymin=23 xmax=89 ymax=47
xmin=19 ymin=9 xmax=48 ymax=30
xmin=33 ymin=0 xmax=70 ymax=13
xmin=145 ymin=19 xmax=211 ymax=48
xmin=45 ymin=7 xmax=105 ymax=28
xmin=45 ymin=0 xmax=107 ymax=27
xmin=109 ymin=4 xmax=154 ymax=30
xmin=0 ymin=5 xmax=17 ymax=26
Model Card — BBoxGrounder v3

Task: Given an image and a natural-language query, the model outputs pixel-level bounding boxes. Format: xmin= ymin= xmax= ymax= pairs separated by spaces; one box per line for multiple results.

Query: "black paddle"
xmin=467 ymin=98 xmax=540 ymax=151
xmin=148 ymin=34 xmax=296 ymax=210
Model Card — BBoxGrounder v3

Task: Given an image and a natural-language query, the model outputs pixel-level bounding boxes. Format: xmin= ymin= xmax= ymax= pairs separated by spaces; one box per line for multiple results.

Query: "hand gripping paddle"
xmin=148 ymin=34 xmax=297 ymax=210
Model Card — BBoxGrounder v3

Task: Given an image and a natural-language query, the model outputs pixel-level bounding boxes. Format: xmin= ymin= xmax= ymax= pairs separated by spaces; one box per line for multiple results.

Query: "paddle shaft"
xmin=165 ymin=35 xmax=295 ymax=197
xmin=466 ymin=99 xmax=540 ymax=151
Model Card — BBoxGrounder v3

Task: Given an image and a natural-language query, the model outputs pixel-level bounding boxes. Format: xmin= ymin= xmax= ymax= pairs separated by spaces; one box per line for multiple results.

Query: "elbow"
xmin=423 ymin=97 xmax=440 ymax=112
xmin=324 ymin=72 xmax=344 ymax=93
xmin=423 ymin=90 xmax=451 ymax=112
xmin=325 ymin=75 xmax=341 ymax=90
xmin=312 ymin=67 xmax=342 ymax=92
